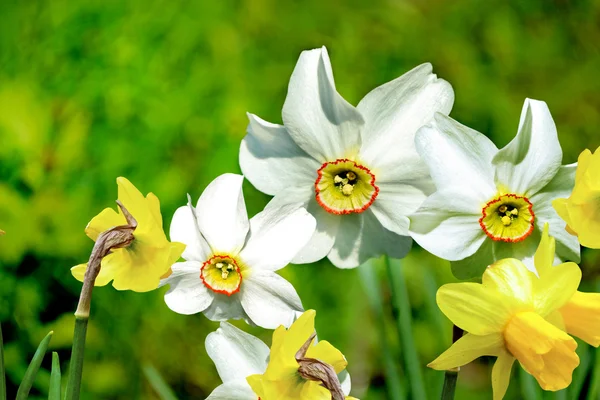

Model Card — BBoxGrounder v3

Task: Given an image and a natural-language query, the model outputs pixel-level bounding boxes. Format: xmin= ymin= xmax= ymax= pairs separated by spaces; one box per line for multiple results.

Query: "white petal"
xmin=291 ymin=197 xmax=341 ymax=264
xmin=530 ymin=164 xmax=580 ymax=262
xmin=358 ymin=63 xmax=454 ymax=179
xmin=203 ymin=294 xmax=248 ymax=322
xmin=239 ymin=202 xmax=316 ymax=271
xmin=205 ymin=322 xmax=269 ymax=383
xmin=196 ymin=174 xmax=249 ymax=254
xmin=409 ymin=190 xmax=486 ymax=262
xmin=163 ymin=261 xmax=214 ymax=315
xmin=240 ymin=113 xmax=320 ymax=196
xmin=415 ymin=113 xmax=498 ymax=202
xmin=338 ymin=369 xmax=352 ymax=396
xmin=492 ymin=99 xmax=563 ymax=196
xmin=169 ymin=199 xmax=211 ymax=262
xmin=206 ymin=382 xmax=257 ymax=400
xmin=370 ymin=178 xmax=435 ymax=235
xmin=240 ymin=270 xmax=303 ymax=329
xmin=328 ymin=210 xmax=412 ymax=269
xmin=282 ymin=47 xmax=364 ymax=161
xmin=450 ymin=233 xmax=540 ymax=280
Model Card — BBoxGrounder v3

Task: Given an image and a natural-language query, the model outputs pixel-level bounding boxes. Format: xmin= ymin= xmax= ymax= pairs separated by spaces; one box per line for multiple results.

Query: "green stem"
xmin=64 ymin=317 xmax=88 ymax=400
xmin=359 ymin=260 xmax=405 ymax=400
xmin=0 ymin=324 xmax=5 ymax=400
xmin=49 ymin=352 xmax=61 ymax=400
xmin=440 ymin=325 xmax=463 ymax=400
xmin=385 ymin=257 xmax=427 ymax=400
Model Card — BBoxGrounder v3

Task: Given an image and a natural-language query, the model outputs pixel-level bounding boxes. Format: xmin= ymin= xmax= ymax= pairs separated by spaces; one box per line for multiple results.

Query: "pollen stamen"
xmin=480 ymin=193 xmax=535 ymax=243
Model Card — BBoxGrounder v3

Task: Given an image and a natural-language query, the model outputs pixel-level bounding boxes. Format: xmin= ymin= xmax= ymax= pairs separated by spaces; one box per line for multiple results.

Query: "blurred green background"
xmin=1 ymin=0 xmax=600 ymax=399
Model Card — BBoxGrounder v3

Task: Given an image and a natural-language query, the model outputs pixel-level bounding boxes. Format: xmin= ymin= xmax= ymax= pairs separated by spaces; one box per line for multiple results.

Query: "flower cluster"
xmin=67 ymin=45 xmax=600 ymax=400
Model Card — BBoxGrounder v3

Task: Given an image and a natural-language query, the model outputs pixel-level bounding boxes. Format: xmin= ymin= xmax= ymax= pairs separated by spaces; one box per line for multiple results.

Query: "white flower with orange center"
xmin=161 ymin=173 xmax=316 ymax=329
xmin=409 ymin=98 xmax=580 ymax=279
xmin=240 ymin=46 xmax=454 ymax=268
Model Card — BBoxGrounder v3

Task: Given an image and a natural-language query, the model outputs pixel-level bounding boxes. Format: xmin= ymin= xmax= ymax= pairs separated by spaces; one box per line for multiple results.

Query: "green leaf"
xmin=16 ymin=331 xmax=53 ymax=400
xmin=143 ymin=364 xmax=178 ymax=400
xmin=0 ymin=324 xmax=6 ymax=400
xmin=49 ymin=352 xmax=61 ymax=400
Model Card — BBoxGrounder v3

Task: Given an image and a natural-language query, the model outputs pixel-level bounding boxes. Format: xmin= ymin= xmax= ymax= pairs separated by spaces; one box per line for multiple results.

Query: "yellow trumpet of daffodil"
xmin=247 ymin=310 xmax=358 ymax=400
xmin=71 ymin=177 xmax=185 ymax=292
xmin=429 ymin=228 xmax=584 ymax=399
xmin=553 ymin=147 xmax=600 ymax=249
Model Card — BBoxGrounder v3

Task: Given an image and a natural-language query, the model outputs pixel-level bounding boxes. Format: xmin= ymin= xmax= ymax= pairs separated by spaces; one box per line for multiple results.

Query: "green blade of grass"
xmin=587 ymin=344 xmax=600 ymax=400
xmin=359 ymin=259 xmax=405 ymax=400
xmin=519 ymin=365 xmax=542 ymax=400
xmin=16 ymin=331 xmax=53 ymax=400
xmin=143 ymin=364 xmax=178 ymax=400
xmin=49 ymin=352 xmax=61 ymax=400
xmin=0 ymin=324 xmax=6 ymax=400
xmin=385 ymin=257 xmax=427 ymax=400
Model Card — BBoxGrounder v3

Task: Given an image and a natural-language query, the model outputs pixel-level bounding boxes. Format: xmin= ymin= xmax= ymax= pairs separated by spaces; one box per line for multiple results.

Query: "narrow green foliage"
xmin=359 ymin=260 xmax=406 ymax=400
xmin=588 ymin=346 xmax=600 ymax=400
xmin=519 ymin=365 xmax=541 ymax=400
xmin=143 ymin=364 xmax=178 ymax=400
xmin=65 ymin=317 xmax=88 ymax=400
xmin=0 ymin=324 xmax=6 ymax=400
xmin=385 ymin=258 xmax=427 ymax=400
xmin=16 ymin=331 xmax=53 ymax=400
xmin=49 ymin=352 xmax=61 ymax=400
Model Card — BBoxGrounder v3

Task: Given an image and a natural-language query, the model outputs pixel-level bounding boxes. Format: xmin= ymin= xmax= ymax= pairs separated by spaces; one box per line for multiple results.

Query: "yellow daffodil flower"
xmin=553 ymin=147 xmax=600 ymax=249
xmin=535 ymin=224 xmax=600 ymax=347
xmin=429 ymin=232 xmax=584 ymax=399
xmin=71 ymin=177 xmax=185 ymax=292
xmin=246 ymin=310 xmax=358 ymax=400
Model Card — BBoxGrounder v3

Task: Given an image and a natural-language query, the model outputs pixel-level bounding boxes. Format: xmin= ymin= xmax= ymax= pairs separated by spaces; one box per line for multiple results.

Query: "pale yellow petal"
xmin=533 ymin=223 xmax=556 ymax=277
xmin=533 ymin=262 xmax=581 ymax=317
xmin=70 ymin=252 xmax=120 ymax=286
xmin=299 ymin=381 xmax=331 ymax=399
xmin=483 ymin=258 xmax=534 ymax=306
xmin=491 ymin=351 xmax=515 ymax=400
xmin=437 ymin=283 xmax=514 ymax=335
xmin=560 ymin=291 xmax=600 ymax=347
xmin=305 ymin=340 xmax=347 ymax=373
xmin=246 ymin=374 xmax=265 ymax=398
xmin=428 ymin=333 xmax=504 ymax=370
xmin=116 ymin=176 xmax=151 ymax=226
xmin=145 ymin=192 xmax=163 ymax=229
xmin=85 ymin=207 xmax=125 ymax=241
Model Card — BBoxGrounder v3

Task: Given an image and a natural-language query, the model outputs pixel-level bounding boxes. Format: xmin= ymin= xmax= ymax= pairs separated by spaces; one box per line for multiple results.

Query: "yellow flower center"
xmin=504 ymin=311 xmax=579 ymax=391
xmin=315 ymin=159 xmax=379 ymax=215
xmin=200 ymin=255 xmax=242 ymax=296
xmin=479 ymin=194 xmax=535 ymax=243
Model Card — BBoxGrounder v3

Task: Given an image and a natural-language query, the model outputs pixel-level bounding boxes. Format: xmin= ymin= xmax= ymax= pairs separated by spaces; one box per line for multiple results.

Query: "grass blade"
xmin=385 ymin=257 xmax=427 ymax=400
xmin=49 ymin=352 xmax=61 ymax=400
xmin=359 ymin=259 xmax=405 ymax=400
xmin=588 ymin=346 xmax=600 ymax=400
xmin=16 ymin=331 xmax=53 ymax=400
xmin=519 ymin=365 xmax=542 ymax=400
xmin=0 ymin=324 xmax=6 ymax=400
xmin=65 ymin=316 xmax=88 ymax=400
xmin=143 ymin=364 xmax=178 ymax=400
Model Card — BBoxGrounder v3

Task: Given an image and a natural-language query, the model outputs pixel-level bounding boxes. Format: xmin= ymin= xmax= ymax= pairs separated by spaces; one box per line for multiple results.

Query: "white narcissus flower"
xmin=161 ymin=173 xmax=316 ymax=329
xmin=204 ymin=320 xmax=353 ymax=400
xmin=409 ymin=98 xmax=580 ymax=279
xmin=240 ymin=46 xmax=454 ymax=268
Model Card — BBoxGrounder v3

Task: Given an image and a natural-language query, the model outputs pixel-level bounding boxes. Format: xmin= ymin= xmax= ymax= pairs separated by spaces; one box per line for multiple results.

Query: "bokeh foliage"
xmin=1 ymin=0 xmax=599 ymax=398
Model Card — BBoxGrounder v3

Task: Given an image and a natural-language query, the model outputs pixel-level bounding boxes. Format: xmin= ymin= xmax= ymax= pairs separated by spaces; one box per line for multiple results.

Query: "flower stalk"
xmin=65 ymin=201 xmax=137 ymax=400
xmin=440 ymin=325 xmax=463 ymax=400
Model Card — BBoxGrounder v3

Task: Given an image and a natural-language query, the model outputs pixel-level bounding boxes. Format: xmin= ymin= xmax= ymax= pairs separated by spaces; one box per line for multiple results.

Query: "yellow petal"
xmin=560 ymin=291 xmax=600 ymax=347
xmin=70 ymin=252 xmax=120 ymax=287
xmin=545 ymin=310 xmax=566 ymax=332
xmin=483 ymin=258 xmax=534 ymax=306
xmin=436 ymin=283 xmax=514 ymax=335
xmin=504 ymin=311 xmax=579 ymax=391
xmin=574 ymin=148 xmax=593 ymax=185
xmin=428 ymin=332 xmax=504 ymax=371
xmin=299 ymin=381 xmax=331 ymax=399
xmin=491 ymin=351 xmax=515 ymax=400
xmin=84 ymin=207 xmax=125 ymax=241
xmin=246 ymin=374 xmax=265 ymax=398
xmin=145 ymin=192 xmax=163 ymax=228
xmin=116 ymin=177 xmax=152 ymax=227
xmin=533 ymin=223 xmax=556 ymax=278
xmin=533 ymin=262 xmax=581 ymax=317
xmin=305 ymin=340 xmax=348 ymax=373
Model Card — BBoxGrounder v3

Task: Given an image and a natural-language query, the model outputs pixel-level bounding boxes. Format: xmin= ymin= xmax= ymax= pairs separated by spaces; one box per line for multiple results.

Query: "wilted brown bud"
xmin=295 ymin=332 xmax=345 ymax=400
xmin=75 ymin=200 xmax=137 ymax=318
